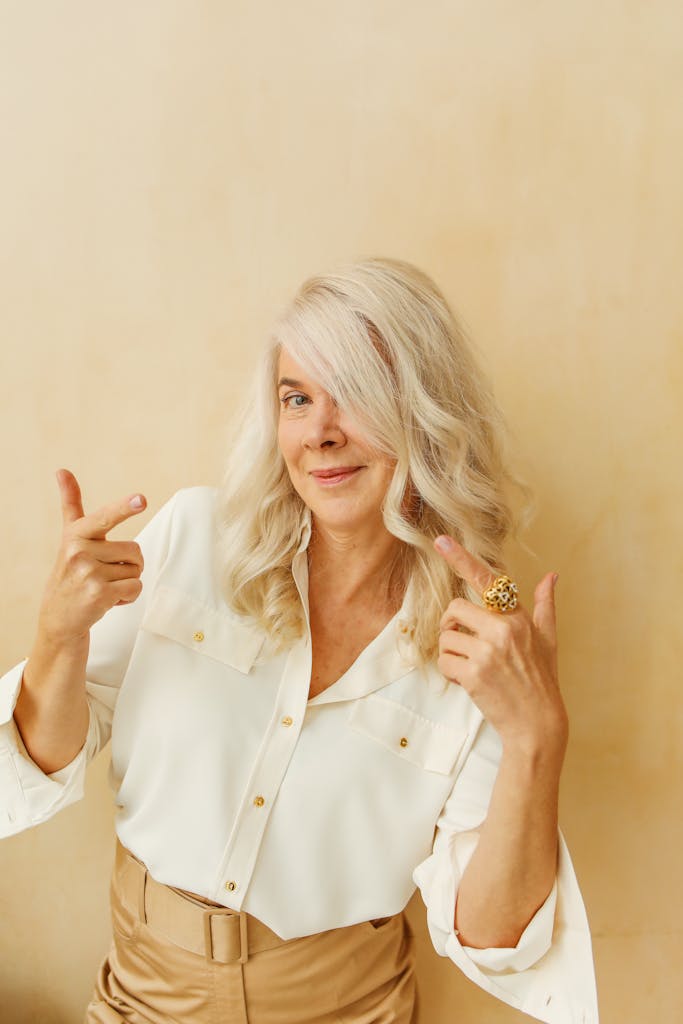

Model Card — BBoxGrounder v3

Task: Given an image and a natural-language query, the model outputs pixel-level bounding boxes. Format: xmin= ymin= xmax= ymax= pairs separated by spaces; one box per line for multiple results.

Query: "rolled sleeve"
xmin=445 ymin=827 xmax=558 ymax=973
xmin=458 ymin=877 xmax=557 ymax=972
xmin=412 ymin=716 xmax=600 ymax=1023
xmin=0 ymin=658 xmax=99 ymax=836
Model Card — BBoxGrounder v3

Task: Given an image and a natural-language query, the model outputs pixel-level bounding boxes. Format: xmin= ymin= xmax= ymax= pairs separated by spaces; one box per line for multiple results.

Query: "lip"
xmin=310 ymin=466 xmax=363 ymax=485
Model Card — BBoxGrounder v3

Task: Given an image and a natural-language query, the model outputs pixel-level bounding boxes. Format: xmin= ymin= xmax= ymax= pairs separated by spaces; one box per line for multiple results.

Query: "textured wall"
xmin=1 ymin=2 xmax=680 ymax=1021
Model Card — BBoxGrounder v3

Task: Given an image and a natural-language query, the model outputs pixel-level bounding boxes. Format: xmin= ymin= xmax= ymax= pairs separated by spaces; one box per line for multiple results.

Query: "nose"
xmin=302 ymin=395 xmax=345 ymax=450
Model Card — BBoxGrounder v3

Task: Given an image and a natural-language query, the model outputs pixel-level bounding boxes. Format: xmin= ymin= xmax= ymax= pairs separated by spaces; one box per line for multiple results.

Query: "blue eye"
xmin=280 ymin=393 xmax=309 ymax=409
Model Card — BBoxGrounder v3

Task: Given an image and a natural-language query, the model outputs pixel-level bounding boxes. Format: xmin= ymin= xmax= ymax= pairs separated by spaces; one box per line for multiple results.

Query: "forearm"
xmin=13 ymin=631 xmax=90 ymax=775
xmin=454 ymin=736 xmax=566 ymax=948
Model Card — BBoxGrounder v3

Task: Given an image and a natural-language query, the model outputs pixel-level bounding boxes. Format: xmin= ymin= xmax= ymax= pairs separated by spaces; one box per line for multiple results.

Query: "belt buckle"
xmin=203 ymin=908 xmax=249 ymax=965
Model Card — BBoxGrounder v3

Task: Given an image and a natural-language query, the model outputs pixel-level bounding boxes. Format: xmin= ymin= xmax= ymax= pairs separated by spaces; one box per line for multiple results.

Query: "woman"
xmin=0 ymin=257 xmax=598 ymax=1023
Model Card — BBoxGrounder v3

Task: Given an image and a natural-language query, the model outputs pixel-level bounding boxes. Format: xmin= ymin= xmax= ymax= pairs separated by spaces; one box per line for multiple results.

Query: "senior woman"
xmin=0 ymin=257 xmax=598 ymax=1023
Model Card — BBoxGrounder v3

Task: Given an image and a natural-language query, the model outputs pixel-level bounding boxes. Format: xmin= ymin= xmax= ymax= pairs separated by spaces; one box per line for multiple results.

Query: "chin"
xmin=310 ymin=502 xmax=378 ymax=529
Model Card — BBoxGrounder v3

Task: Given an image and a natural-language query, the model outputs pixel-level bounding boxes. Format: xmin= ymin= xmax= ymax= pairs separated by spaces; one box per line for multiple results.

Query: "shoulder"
xmin=169 ymin=484 xmax=219 ymax=515
xmin=140 ymin=485 xmax=219 ymax=568
xmin=159 ymin=484 xmax=219 ymax=533
xmin=170 ymin=483 xmax=219 ymax=528
xmin=153 ymin=485 xmax=221 ymax=591
xmin=148 ymin=485 xmax=252 ymax=632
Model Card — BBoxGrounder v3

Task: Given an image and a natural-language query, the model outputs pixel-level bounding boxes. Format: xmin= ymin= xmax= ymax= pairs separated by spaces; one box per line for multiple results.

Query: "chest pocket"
xmin=140 ymin=583 xmax=265 ymax=674
xmin=347 ymin=693 xmax=468 ymax=776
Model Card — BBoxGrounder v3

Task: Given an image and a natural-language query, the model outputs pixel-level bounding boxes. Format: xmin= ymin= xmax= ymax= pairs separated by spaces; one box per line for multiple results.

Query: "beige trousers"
xmin=84 ymin=837 xmax=419 ymax=1023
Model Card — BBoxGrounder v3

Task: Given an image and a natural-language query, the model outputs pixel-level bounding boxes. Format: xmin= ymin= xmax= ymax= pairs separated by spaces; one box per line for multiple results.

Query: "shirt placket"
xmin=210 ymin=636 xmax=311 ymax=905
xmin=210 ymin=521 xmax=314 ymax=902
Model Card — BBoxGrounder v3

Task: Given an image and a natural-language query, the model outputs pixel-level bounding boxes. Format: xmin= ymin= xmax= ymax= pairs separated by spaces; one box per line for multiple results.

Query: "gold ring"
xmin=482 ymin=575 xmax=519 ymax=613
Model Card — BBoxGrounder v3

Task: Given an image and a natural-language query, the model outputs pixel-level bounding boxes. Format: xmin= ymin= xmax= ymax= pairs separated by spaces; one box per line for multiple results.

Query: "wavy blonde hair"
xmin=214 ymin=256 xmax=534 ymax=680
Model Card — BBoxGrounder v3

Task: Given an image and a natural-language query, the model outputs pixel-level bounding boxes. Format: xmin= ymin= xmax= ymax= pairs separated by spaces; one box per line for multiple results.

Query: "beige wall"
xmin=1 ymin=2 xmax=680 ymax=1021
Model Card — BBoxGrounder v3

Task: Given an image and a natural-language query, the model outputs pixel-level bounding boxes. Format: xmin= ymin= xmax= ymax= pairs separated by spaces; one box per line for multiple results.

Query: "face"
xmin=276 ymin=347 xmax=396 ymax=535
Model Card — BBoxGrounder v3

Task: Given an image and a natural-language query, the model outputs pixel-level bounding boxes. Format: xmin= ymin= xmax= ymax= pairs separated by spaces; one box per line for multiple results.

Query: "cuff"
xmin=413 ymin=826 xmax=556 ymax=977
xmin=412 ymin=824 xmax=600 ymax=1024
xmin=0 ymin=658 xmax=98 ymax=837
xmin=450 ymin=828 xmax=556 ymax=972
xmin=456 ymin=876 xmax=557 ymax=972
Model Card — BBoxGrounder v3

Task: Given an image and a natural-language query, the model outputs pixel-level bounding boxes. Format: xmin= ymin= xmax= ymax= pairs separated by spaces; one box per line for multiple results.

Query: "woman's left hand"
xmin=434 ymin=535 xmax=569 ymax=756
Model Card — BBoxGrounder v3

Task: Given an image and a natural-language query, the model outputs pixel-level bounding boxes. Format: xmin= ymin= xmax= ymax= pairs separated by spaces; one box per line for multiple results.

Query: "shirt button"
xmin=225 ymin=880 xmax=237 ymax=892
xmin=399 ymin=736 xmax=409 ymax=747
xmin=193 ymin=631 xmax=205 ymax=642
xmin=253 ymin=795 xmax=265 ymax=807
xmin=281 ymin=716 xmax=293 ymax=727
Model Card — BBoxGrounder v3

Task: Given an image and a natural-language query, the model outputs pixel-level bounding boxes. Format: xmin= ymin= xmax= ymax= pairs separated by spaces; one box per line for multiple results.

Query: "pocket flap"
xmin=348 ymin=693 xmax=467 ymax=775
xmin=140 ymin=584 xmax=264 ymax=674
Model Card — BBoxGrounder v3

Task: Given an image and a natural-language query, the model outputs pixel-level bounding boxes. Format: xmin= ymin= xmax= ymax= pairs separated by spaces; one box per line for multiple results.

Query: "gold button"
xmin=193 ymin=631 xmax=205 ymax=642
xmin=225 ymin=880 xmax=237 ymax=892
xmin=253 ymin=795 xmax=265 ymax=807
xmin=399 ymin=736 xmax=408 ymax=747
xmin=281 ymin=716 xmax=293 ymax=727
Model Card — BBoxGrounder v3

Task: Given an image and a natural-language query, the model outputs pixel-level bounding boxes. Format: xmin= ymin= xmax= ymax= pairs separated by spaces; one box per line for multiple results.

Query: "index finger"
xmin=56 ymin=467 xmax=85 ymax=525
xmin=72 ymin=491 xmax=147 ymax=540
xmin=434 ymin=534 xmax=506 ymax=598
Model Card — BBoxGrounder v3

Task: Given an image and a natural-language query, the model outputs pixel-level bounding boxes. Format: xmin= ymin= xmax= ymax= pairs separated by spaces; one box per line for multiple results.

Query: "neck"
xmin=306 ymin=516 xmax=405 ymax=611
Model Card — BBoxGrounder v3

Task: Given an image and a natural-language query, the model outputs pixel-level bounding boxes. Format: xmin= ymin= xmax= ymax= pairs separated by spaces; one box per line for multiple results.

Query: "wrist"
xmin=495 ymin=686 xmax=569 ymax=755
xmin=34 ymin=618 xmax=90 ymax=653
xmin=501 ymin=718 xmax=568 ymax=771
xmin=24 ymin=630 xmax=90 ymax=694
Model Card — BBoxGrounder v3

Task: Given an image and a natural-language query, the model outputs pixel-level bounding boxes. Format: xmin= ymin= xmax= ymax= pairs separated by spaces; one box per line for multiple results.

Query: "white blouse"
xmin=0 ymin=486 xmax=599 ymax=1024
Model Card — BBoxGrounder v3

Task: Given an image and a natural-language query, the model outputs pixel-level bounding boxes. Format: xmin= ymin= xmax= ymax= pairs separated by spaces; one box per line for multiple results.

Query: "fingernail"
xmin=435 ymin=536 xmax=453 ymax=552
xmin=552 ymin=573 xmax=559 ymax=586
xmin=130 ymin=495 xmax=144 ymax=509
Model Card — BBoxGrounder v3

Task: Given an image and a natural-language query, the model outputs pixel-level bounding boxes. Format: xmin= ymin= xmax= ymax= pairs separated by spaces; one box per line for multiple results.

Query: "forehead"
xmin=277 ymin=346 xmax=306 ymax=378
xmin=276 ymin=347 xmax=328 ymax=391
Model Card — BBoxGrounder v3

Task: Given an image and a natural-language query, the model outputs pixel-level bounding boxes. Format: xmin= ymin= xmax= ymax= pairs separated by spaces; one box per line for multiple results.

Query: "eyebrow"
xmin=277 ymin=377 xmax=306 ymax=389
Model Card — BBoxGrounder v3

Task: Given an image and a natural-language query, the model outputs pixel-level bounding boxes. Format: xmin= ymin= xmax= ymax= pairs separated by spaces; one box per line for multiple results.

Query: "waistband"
xmin=113 ymin=836 xmax=395 ymax=967
xmin=113 ymin=836 xmax=288 ymax=965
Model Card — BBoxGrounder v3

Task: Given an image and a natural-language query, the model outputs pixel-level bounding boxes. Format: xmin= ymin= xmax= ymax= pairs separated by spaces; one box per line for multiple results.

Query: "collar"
xmin=294 ymin=504 xmax=313 ymax=557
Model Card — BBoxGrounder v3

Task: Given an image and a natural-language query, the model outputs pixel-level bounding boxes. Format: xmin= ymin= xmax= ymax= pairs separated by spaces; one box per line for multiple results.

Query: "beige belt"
xmin=114 ymin=836 xmax=292 ymax=965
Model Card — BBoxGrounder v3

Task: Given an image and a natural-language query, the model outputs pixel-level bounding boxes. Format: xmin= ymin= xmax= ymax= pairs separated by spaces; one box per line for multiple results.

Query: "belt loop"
xmin=137 ymin=865 xmax=148 ymax=925
xmin=203 ymin=909 xmax=249 ymax=964
xmin=239 ymin=911 xmax=249 ymax=964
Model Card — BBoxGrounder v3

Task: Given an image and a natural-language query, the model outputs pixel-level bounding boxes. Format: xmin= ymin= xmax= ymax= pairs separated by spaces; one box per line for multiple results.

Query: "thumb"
xmin=532 ymin=572 xmax=558 ymax=648
xmin=56 ymin=467 xmax=85 ymax=526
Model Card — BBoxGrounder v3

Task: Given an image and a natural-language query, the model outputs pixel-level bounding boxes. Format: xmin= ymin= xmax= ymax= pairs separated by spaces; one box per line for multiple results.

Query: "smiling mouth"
xmin=311 ymin=467 xmax=363 ymax=484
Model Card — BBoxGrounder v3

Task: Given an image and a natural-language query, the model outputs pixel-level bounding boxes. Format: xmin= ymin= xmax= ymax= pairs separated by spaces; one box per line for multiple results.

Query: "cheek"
xmin=377 ymin=460 xmax=397 ymax=487
xmin=277 ymin=424 xmax=297 ymax=463
xmin=362 ymin=462 xmax=395 ymax=500
xmin=276 ymin=440 xmax=303 ymax=483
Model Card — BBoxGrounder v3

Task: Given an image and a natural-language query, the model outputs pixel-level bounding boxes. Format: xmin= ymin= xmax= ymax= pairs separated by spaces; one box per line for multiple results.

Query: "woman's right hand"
xmin=36 ymin=468 xmax=148 ymax=646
